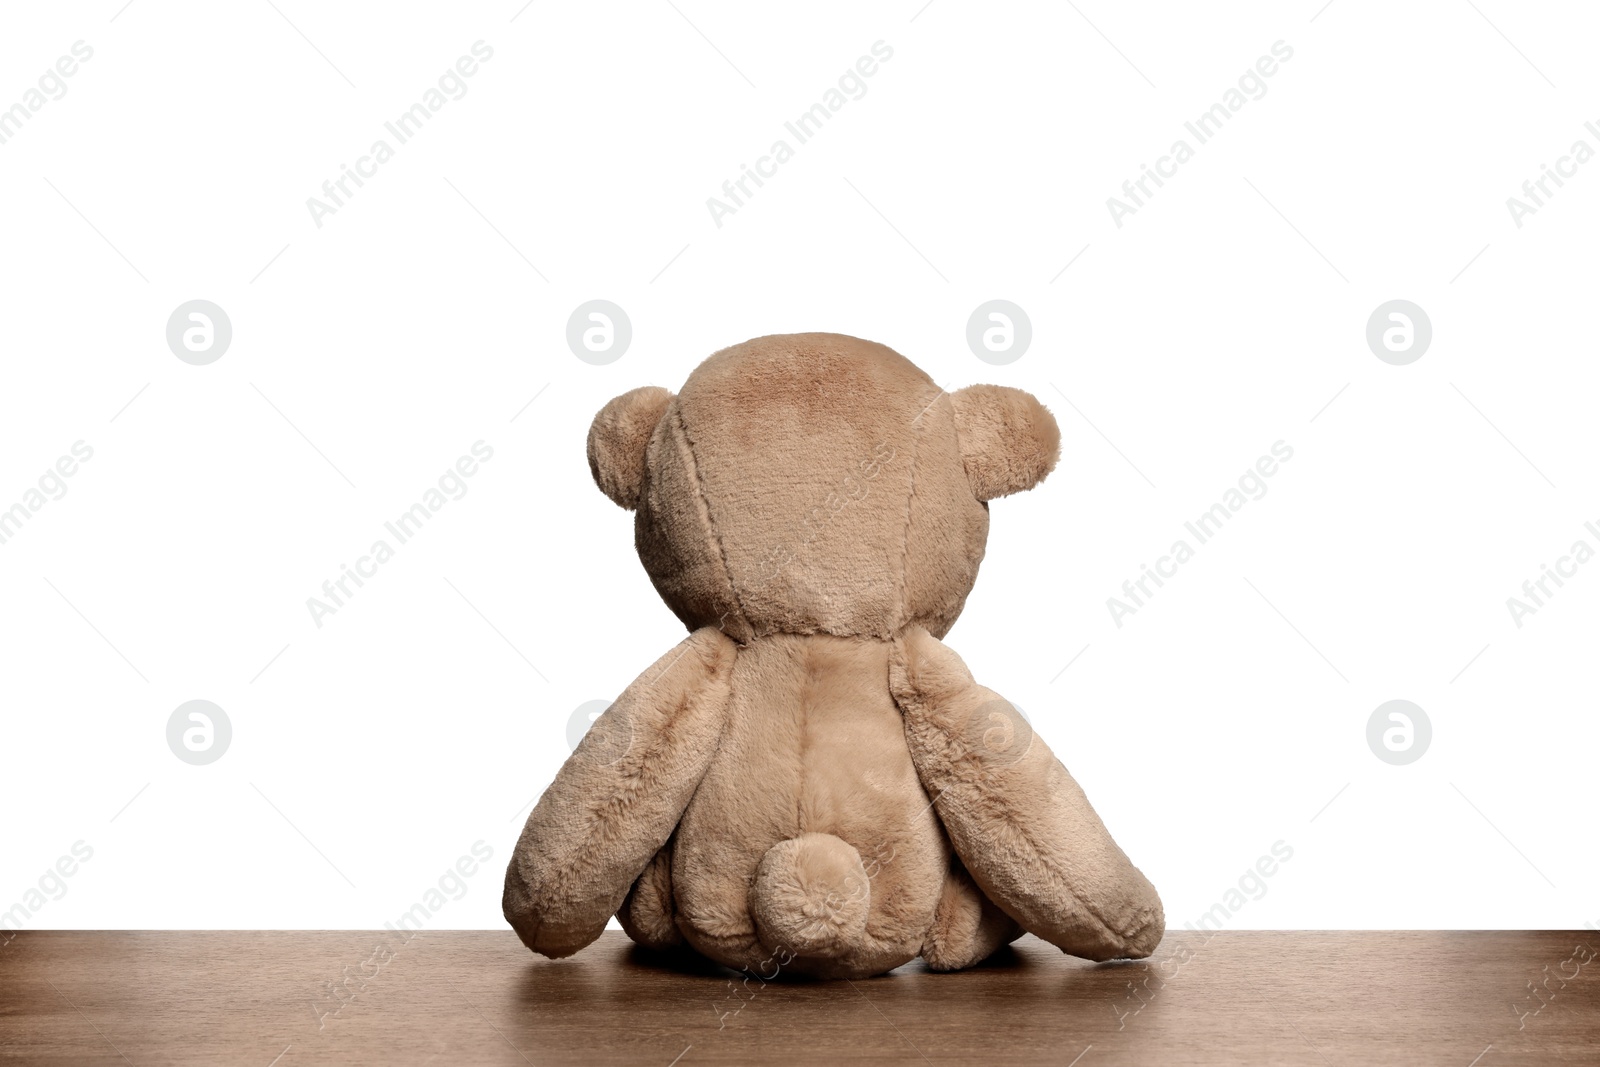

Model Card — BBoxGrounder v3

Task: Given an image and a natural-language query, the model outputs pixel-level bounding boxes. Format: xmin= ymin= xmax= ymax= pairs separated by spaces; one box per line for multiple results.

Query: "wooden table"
xmin=2 ymin=931 xmax=1595 ymax=1064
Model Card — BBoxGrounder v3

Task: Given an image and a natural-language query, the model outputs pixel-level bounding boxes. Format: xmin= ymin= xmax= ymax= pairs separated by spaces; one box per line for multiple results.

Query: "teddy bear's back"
xmin=669 ymin=630 xmax=951 ymax=978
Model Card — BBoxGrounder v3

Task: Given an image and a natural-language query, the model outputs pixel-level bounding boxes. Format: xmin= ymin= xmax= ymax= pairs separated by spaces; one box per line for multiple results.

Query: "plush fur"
xmin=587 ymin=386 xmax=673 ymax=510
xmin=505 ymin=332 xmax=1163 ymax=978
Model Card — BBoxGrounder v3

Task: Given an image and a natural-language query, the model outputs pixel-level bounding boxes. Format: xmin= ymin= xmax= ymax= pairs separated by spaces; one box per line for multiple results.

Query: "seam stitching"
xmin=672 ymin=405 xmax=752 ymax=641
xmin=894 ymin=396 xmax=929 ymax=634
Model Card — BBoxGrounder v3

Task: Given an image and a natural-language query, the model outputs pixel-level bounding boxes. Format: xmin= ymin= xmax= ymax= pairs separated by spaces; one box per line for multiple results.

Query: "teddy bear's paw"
xmin=1114 ymin=902 xmax=1166 ymax=960
xmin=749 ymin=833 xmax=871 ymax=959
xmin=921 ymin=862 xmax=1025 ymax=972
xmin=618 ymin=845 xmax=684 ymax=951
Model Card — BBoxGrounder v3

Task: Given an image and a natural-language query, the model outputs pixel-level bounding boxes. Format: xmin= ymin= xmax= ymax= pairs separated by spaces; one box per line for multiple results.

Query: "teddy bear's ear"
xmin=587 ymin=386 xmax=674 ymax=510
xmin=949 ymin=384 xmax=1061 ymax=500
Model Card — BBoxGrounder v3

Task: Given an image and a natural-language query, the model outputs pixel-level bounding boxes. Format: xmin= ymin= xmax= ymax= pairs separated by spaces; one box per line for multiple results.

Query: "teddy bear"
xmin=503 ymin=332 xmax=1163 ymax=979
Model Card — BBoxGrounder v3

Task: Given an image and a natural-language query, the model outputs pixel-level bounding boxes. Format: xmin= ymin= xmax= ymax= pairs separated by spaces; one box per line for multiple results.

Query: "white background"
xmin=2 ymin=0 xmax=1596 ymax=935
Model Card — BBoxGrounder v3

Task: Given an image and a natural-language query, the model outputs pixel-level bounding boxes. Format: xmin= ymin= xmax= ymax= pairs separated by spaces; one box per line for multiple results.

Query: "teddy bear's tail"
xmin=749 ymin=832 xmax=872 ymax=960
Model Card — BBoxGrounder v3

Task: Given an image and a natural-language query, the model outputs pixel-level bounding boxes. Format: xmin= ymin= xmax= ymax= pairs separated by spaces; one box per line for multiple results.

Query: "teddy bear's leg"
xmin=921 ymin=858 xmax=1024 ymax=971
xmin=618 ymin=841 xmax=684 ymax=951
xmin=890 ymin=626 xmax=1165 ymax=963
xmin=503 ymin=627 xmax=736 ymax=959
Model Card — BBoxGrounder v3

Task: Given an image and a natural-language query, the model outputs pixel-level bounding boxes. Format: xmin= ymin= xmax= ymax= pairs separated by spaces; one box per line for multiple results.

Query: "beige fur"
xmin=949 ymin=384 xmax=1062 ymax=501
xmin=504 ymin=333 xmax=1163 ymax=979
xmin=588 ymin=386 xmax=674 ymax=510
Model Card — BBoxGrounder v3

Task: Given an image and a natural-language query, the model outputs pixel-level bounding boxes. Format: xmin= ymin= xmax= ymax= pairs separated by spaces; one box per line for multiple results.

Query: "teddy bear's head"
xmin=587 ymin=333 xmax=1059 ymax=642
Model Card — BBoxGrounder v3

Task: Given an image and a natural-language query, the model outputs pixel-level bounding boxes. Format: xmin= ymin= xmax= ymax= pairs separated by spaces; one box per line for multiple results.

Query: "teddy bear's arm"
xmin=503 ymin=626 xmax=737 ymax=959
xmin=889 ymin=626 xmax=1164 ymax=962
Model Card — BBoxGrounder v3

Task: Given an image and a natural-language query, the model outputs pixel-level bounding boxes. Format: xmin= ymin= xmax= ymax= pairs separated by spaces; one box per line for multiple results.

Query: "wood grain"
xmin=2 ymin=931 xmax=1596 ymax=1065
